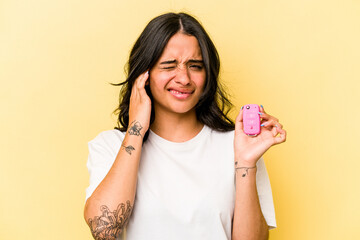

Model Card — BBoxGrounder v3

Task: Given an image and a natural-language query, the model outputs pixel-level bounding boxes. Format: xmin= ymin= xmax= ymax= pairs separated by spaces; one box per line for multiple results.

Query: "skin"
xmin=232 ymin=105 xmax=286 ymax=240
xmin=148 ymin=32 xmax=206 ymax=141
xmin=84 ymin=31 xmax=287 ymax=240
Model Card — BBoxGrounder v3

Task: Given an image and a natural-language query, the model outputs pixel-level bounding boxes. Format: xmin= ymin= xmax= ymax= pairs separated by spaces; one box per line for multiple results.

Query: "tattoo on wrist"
xmin=87 ymin=200 xmax=133 ymax=240
xmin=235 ymin=161 xmax=256 ymax=177
xmin=128 ymin=120 xmax=143 ymax=137
xmin=122 ymin=144 xmax=135 ymax=155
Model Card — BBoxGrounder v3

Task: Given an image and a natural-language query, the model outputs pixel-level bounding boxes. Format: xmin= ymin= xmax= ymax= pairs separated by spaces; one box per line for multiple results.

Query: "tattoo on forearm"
xmin=128 ymin=121 xmax=143 ymax=136
xmin=122 ymin=144 xmax=135 ymax=155
xmin=87 ymin=200 xmax=133 ymax=240
xmin=235 ymin=162 xmax=257 ymax=177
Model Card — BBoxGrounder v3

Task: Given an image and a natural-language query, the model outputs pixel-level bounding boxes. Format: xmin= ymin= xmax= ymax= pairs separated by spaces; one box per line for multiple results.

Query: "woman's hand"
xmin=128 ymin=71 xmax=151 ymax=137
xmin=234 ymin=105 xmax=287 ymax=167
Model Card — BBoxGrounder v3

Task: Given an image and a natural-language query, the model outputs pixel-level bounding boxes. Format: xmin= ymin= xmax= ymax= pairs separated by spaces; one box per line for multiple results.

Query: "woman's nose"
xmin=174 ymin=66 xmax=191 ymax=85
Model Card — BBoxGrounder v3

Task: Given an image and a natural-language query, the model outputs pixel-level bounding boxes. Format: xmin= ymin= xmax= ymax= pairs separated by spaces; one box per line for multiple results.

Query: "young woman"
xmin=84 ymin=12 xmax=286 ymax=240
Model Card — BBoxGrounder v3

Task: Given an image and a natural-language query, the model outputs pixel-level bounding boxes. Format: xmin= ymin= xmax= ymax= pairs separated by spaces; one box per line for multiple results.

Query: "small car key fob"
xmin=243 ymin=104 xmax=261 ymax=136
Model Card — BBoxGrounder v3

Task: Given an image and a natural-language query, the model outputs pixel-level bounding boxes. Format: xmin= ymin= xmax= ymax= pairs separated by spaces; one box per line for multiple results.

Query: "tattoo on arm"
xmin=87 ymin=200 xmax=133 ymax=240
xmin=122 ymin=144 xmax=135 ymax=155
xmin=235 ymin=162 xmax=257 ymax=177
xmin=128 ymin=121 xmax=143 ymax=136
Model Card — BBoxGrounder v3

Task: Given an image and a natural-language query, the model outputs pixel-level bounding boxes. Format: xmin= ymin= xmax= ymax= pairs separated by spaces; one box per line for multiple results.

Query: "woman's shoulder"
xmin=205 ymin=125 xmax=235 ymax=143
xmin=90 ymin=128 xmax=125 ymax=142
xmin=88 ymin=129 xmax=126 ymax=153
xmin=206 ymin=125 xmax=234 ymax=137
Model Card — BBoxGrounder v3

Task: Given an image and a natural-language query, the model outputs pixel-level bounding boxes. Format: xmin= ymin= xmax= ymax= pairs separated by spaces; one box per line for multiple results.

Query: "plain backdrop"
xmin=1 ymin=0 xmax=359 ymax=239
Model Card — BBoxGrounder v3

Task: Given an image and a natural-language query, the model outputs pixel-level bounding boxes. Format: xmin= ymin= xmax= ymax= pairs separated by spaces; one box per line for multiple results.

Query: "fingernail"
xmin=241 ymin=106 xmax=244 ymax=110
xmin=261 ymin=105 xmax=264 ymax=109
xmin=258 ymin=112 xmax=262 ymax=115
xmin=260 ymin=124 xmax=265 ymax=127
xmin=275 ymin=124 xmax=278 ymax=128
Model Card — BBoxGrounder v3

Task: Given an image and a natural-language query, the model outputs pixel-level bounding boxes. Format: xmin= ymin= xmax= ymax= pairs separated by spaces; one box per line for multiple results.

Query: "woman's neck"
xmin=150 ymin=110 xmax=204 ymax=142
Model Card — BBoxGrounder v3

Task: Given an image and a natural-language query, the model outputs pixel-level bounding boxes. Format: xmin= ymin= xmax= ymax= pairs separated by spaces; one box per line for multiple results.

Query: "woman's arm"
xmin=84 ymin=122 xmax=145 ymax=239
xmin=84 ymin=71 xmax=151 ymax=239
xmin=232 ymin=105 xmax=286 ymax=239
xmin=232 ymin=165 xmax=269 ymax=240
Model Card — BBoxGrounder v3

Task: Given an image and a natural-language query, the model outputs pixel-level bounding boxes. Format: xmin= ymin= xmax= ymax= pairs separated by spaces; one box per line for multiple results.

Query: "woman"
xmin=84 ymin=12 xmax=286 ymax=240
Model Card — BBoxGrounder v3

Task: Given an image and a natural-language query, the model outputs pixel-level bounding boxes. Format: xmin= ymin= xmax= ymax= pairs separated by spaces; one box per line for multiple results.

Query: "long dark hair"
xmin=111 ymin=12 xmax=234 ymax=141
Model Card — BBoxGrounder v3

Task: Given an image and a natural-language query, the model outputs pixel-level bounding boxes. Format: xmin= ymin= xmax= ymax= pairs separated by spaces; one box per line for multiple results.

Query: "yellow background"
xmin=1 ymin=0 xmax=359 ymax=239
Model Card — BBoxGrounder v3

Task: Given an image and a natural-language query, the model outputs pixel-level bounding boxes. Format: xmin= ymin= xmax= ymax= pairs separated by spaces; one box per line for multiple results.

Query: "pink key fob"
xmin=242 ymin=104 xmax=261 ymax=136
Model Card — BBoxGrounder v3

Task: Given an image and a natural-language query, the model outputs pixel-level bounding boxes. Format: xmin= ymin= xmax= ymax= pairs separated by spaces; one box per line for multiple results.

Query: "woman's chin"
xmin=155 ymin=103 xmax=197 ymax=116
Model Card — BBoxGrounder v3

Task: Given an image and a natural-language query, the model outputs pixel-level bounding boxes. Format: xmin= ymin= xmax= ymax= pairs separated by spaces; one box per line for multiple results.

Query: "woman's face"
xmin=149 ymin=32 xmax=206 ymax=117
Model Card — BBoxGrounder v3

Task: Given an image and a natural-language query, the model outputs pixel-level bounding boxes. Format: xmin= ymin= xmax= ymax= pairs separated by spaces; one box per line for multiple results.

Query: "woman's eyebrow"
xmin=160 ymin=60 xmax=177 ymax=65
xmin=159 ymin=59 xmax=204 ymax=65
xmin=188 ymin=59 xmax=204 ymax=64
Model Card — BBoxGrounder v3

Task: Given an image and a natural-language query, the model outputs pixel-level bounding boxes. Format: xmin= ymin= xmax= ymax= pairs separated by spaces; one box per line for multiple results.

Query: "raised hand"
xmin=234 ymin=105 xmax=287 ymax=167
xmin=128 ymin=71 xmax=152 ymax=137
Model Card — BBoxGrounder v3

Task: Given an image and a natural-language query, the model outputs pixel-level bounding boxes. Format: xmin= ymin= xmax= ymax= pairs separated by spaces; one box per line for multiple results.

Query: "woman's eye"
xmin=190 ymin=65 xmax=203 ymax=70
xmin=162 ymin=66 xmax=176 ymax=70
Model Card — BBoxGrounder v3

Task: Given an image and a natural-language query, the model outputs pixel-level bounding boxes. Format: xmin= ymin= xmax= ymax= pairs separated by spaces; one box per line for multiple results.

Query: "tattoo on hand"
xmin=128 ymin=121 xmax=143 ymax=136
xmin=87 ymin=201 xmax=133 ymax=240
xmin=122 ymin=144 xmax=135 ymax=155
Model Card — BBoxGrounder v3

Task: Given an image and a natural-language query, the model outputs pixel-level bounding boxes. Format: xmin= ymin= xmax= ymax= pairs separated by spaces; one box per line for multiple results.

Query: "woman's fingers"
xmin=136 ymin=71 xmax=149 ymax=89
xmin=273 ymin=127 xmax=287 ymax=144
xmin=139 ymin=71 xmax=150 ymax=100
xmin=260 ymin=105 xmax=266 ymax=113
xmin=131 ymin=71 xmax=149 ymax=100
xmin=261 ymin=119 xmax=284 ymax=139
xmin=258 ymin=109 xmax=285 ymax=139
xmin=261 ymin=119 xmax=283 ymax=129
xmin=259 ymin=112 xmax=278 ymax=122
xmin=259 ymin=109 xmax=282 ymax=130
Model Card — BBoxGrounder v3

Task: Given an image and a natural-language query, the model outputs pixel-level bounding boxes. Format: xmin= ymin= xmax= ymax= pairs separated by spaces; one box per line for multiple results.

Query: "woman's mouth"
xmin=168 ymin=89 xmax=193 ymax=99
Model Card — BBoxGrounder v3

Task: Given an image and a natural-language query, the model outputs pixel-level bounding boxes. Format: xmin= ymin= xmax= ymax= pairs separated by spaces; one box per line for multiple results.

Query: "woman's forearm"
xmin=232 ymin=166 xmax=269 ymax=240
xmin=84 ymin=123 xmax=144 ymax=239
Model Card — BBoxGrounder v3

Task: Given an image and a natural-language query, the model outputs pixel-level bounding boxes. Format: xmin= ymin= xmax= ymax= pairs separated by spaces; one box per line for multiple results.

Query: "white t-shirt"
xmin=85 ymin=125 xmax=276 ymax=240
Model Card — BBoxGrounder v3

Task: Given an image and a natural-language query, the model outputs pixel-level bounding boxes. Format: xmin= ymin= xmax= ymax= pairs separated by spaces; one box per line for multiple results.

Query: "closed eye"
xmin=162 ymin=66 xmax=176 ymax=70
xmin=189 ymin=65 xmax=203 ymax=70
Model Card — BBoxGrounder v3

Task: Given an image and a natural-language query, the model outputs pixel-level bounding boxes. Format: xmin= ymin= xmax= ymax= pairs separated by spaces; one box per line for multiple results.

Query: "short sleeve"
xmin=85 ymin=130 xmax=125 ymax=201
xmin=256 ymin=157 xmax=277 ymax=229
